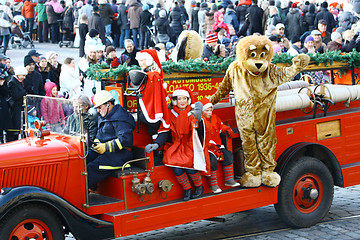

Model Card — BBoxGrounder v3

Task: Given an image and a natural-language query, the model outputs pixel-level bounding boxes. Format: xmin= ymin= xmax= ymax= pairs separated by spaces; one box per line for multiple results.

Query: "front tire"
xmin=275 ymin=156 xmax=334 ymax=228
xmin=0 ymin=204 xmax=65 ymax=240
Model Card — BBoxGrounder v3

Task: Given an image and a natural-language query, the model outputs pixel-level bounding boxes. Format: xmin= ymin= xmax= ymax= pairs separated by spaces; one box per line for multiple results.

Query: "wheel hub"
xmin=293 ymin=174 xmax=324 ymax=213
xmin=11 ymin=219 xmax=51 ymax=240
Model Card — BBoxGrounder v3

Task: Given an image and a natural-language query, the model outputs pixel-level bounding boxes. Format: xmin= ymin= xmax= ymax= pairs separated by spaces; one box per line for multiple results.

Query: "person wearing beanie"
xmin=146 ymin=86 xmax=210 ymax=201
xmin=287 ymin=35 xmax=302 ymax=56
xmin=274 ymin=23 xmax=290 ymax=51
xmin=286 ymin=1 xmax=303 ymax=43
xmin=314 ymin=2 xmax=336 ymax=33
xmin=88 ymin=5 xmax=106 ymax=45
xmin=23 ymin=55 xmax=45 ymax=96
xmin=139 ymin=3 xmax=153 ymax=50
xmin=301 ymin=35 xmax=316 ymax=54
xmin=89 ymin=28 xmax=99 ymax=38
xmin=200 ymin=97 xmax=240 ymax=193
xmin=154 ymin=9 xmax=172 ymax=45
xmin=202 ymin=31 xmax=218 ymax=60
xmin=105 ymin=46 xmax=121 ymax=67
xmin=8 ymin=66 xmax=27 ymax=133
xmin=311 ymin=29 xmax=327 ymax=53
xmin=327 ymin=31 xmax=342 ymax=51
xmin=198 ymin=2 xmax=208 ymax=39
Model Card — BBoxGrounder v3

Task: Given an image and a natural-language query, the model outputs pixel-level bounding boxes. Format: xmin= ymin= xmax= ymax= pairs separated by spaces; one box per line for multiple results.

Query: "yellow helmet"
xmin=93 ymin=90 xmax=114 ymax=108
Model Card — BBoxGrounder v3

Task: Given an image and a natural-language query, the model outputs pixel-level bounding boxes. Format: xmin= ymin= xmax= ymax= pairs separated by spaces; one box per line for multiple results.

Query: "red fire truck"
xmin=0 ymin=70 xmax=359 ymax=240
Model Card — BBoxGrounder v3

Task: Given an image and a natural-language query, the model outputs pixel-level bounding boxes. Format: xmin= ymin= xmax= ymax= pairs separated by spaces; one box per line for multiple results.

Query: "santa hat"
xmin=172 ymin=86 xmax=194 ymax=105
xmin=136 ymin=49 xmax=163 ymax=78
xmin=200 ymin=97 xmax=213 ymax=111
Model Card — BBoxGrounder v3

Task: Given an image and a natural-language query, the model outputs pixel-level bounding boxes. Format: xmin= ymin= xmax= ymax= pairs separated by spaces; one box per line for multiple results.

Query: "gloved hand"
xmin=94 ymin=143 xmax=107 ymax=154
xmin=226 ymin=129 xmax=235 ymax=138
xmin=145 ymin=143 xmax=159 ymax=153
xmin=192 ymin=101 xmax=203 ymax=121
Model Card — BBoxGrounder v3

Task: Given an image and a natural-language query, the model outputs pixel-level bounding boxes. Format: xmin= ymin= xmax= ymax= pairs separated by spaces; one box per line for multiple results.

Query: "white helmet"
xmin=93 ymin=90 xmax=114 ymax=108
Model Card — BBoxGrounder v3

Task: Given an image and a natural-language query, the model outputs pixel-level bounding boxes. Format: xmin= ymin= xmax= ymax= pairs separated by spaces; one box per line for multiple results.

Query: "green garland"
xmin=87 ymin=50 xmax=360 ymax=81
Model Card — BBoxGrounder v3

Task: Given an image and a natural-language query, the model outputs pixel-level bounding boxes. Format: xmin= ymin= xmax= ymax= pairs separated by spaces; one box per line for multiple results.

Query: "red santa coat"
xmin=204 ymin=114 xmax=232 ymax=160
xmin=138 ymin=49 xmax=170 ymax=128
xmin=162 ymin=105 xmax=211 ymax=174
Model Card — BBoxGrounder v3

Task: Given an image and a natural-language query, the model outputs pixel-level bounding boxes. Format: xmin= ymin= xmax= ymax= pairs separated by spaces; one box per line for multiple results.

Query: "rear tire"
xmin=275 ymin=156 xmax=334 ymax=228
xmin=0 ymin=204 xmax=65 ymax=240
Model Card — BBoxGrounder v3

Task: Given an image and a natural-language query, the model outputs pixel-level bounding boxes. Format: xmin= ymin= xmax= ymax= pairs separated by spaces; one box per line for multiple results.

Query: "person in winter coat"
xmin=35 ymin=0 xmax=48 ymax=43
xmin=200 ymin=98 xmax=240 ymax=193
xmin=352 ymin=0 xmax=360 ymax=14
xmin=120 ymin=39 xmax=140 ymax=66
xmin=314 ymin=2 xmax=336 ymax=33
xmin=46 ymin=51 xmax=61 ymax=89
xmin=236 ymin=0 xmax=251 ymax=31
xmin=266 ymin=6 xmax=282 ymax=32
xmin=0 ymin=64 xmax=12 ymax=143
xmin=139 ymin=4 xmax=153 ymax=50
xmin=198 ymin=2 xmax=208 ymax=39
xmin=191 ymin=2 xmax=200 ymax=33
xmin=202 ymin=31 xmax=218 ymax=60
xmin=88 ymin=6 xmax=106 ymax=45
xmin=246 ymin=0 xmax=264 ymax=35
xmin=8 ymin=66 xmax=27 ymax=136
xmin=338 ymin=11 xmax=357 ymax=30
xmin=341 ymin=30 xmax=359 ymax=52
xmin=118 ymin=0 xmax=130 ymax=49
xmin=311 ymin=30 xmax=327 ymax=53
xmin=78 ymin=0 xmax=93 ymax=25
xmin=98 ymin=0 xmax=114 ymax=37
xmin=327 ymin=32 xmax=343 ymax=51
xmin=169 ymin=3 xmax=186 ymax=44
xmin=59 ymin=57 xmax=83 ymax=98
xmin=204 ymin=4 xmax=216 ymax=39
xmin=61 ymin=3 xmax=74 ymax=41
xmin=146 ymin=86 xmax=210 ymax=201
xmin=303 ymin=3 xmax=316 ymax=32
xmin=38 ymin=56 xmax=57 ymax=88
xmin=21 ymin=0 xmax=37 ymax=40
xmin=0 ymin=4 xmax=13 ymax=55
xmin=224 ymin=4 xmax=239 ymax=32
xmin=40 ymin=81 xmax=65 ymax=132
xmin=88 ymin=90 xmax=135 ymax=190
xmin=23 ymin=55 xmax=45 ymax=96
xmin=46 ymin=0 xmax=64 ymax=44
xmin=317 ymin=19 xmax=331 ymax=44
xmin=212 ymin=11 xmax=230 ymax=38
xmin=128 ymin=0 xmax=143 ymax=49
xmin=154 ymin=10 xmax=172 ymax=44
xmin=79 ymin=13 xmax=88 ymax=57
xmin=286 ymin=3 xmax=303 ymax=42
xmin=13 ymin=0 xmax=23 ymax=16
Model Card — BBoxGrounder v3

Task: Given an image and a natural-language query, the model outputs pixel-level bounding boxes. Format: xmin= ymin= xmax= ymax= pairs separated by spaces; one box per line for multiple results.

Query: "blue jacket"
xmin=224 ymin=9 xmax=239 ymax=31
xmin=96 ymin=104 xmax=135 ymax=168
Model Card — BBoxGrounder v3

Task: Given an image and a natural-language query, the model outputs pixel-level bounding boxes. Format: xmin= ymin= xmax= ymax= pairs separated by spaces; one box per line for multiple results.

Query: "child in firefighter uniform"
xmin=201 ymin=97 xmax=240 ymax=193
xmin=146 ymin=86 xmax=211 ymax=201
xmin=87 ymin=90 xmax=135 ymax=190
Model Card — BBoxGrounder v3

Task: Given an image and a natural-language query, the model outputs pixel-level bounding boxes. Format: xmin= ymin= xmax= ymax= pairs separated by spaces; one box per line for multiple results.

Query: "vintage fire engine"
xmin=0 ymin=66 xmax=360 ymax=240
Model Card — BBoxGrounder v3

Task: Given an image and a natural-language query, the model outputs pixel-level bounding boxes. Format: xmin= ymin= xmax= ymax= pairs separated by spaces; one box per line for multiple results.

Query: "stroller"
xmin=10 ymin=15 xmax=35 ymax=49
xmin=58 ymin=19 xmax=74 ymax=48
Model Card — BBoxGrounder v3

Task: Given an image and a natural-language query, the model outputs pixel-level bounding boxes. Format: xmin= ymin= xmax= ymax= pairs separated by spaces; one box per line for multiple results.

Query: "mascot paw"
xmin=292 ymin=54 xmax=310 ymax=69
xmin=261 ymin=171 xmax=281 ymax=187
xmin=240 ymin=172 xmax=261 ymax=187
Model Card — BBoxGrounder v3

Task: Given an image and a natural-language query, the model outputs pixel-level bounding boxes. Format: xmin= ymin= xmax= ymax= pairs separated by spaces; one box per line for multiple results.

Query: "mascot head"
xmin=171 ymin=30 xmax=203 ymax=63
xmin=236 ymin=35 xmax=273 ymax=77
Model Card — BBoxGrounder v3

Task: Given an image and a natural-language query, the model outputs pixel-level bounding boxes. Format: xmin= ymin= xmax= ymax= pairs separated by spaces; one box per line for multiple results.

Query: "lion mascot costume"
xmin=209 ymin=35 xmax=310 ymax=188
xmin=171 ymin=30 xmax=203 ymax=62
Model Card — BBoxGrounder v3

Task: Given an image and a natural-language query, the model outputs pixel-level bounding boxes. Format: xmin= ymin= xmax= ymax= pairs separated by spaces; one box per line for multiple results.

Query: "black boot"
xmin=183 ymin=189 xmax=192 ymax=201
xmin=191 ymin=185 xmax=204 ymax=199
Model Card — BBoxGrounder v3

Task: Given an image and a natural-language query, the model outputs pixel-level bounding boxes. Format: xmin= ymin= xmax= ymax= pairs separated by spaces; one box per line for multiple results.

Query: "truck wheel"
xmin=274 ymin=156 xmax=334 ymax=228
xmin=0 ymin=204 xmax=64 ymax=240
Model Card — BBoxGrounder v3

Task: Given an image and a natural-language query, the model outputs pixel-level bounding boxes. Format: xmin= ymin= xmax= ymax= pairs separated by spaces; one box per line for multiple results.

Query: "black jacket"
xmin=8 ymin=76 xmax=26 ymax=129
xmin=201 ymin=44 xmax=214 ymax=60
xmin=23 ymin=70 xmax=45 ymax=96
xmin=246 ymin=4 xmax=264 ymax=35
xmin=304 ymin=4 xmax=316 ymax=31
xmin=169 ymin=6 xmax=185 ymax=36
xmin=120 ymin=48 xmax=140 ymax=66
xmin=139 ymin=9 xmax=152 ymax=32
xmin=154 ymin=17 xmax=172 ymax=36
xmin=88 ymin=12 xmax=106 ymax=45
xmin=191 ymin=7 xmax=199 ymax=32
xmin=314 ymin=8 xmax=337 ymax=32
xmin=0 ymin=80 xmax=12 ymax=132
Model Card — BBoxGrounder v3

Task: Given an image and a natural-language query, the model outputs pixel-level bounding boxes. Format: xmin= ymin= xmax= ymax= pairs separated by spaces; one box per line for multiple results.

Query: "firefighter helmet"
xmin=93 ymin=90 xmax=114 ymax=108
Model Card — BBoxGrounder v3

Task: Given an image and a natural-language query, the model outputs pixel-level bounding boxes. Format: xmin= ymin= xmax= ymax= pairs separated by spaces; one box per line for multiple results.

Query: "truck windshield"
xmin=25 ymin=95 xmax=81 ymax=137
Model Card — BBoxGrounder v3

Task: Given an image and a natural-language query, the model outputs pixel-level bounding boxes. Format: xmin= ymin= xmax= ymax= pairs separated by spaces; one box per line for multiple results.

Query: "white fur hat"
xmin=136 ymin=51 xmax=153 ymax=67
xmin=85 ymin=44 xmax=98 ymax=55
xmin=15 ymin=66 xmax=28 ymax=76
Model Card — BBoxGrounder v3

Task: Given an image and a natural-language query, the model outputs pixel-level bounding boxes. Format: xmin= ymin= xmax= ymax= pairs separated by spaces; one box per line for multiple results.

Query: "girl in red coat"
xmin=146 ymin=86 xmax=211 ymax=201
xmin=201 ymin=97 xmax=240 ymax=193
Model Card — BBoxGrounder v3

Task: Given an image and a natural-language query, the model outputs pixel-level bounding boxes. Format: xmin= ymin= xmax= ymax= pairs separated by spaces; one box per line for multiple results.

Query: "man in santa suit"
xmin=200 ymin=97 xmax=240 ymax=194
xmin=135 ymin=49 xmax=170 ymax=142
xmin=146 ymin=86 xmax=211 ymax=201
